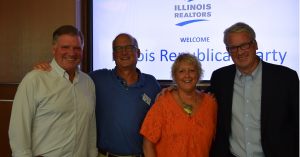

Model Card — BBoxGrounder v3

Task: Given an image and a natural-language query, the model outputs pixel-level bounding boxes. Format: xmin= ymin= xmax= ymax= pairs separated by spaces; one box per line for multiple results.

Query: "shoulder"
xmin=263 ymin=61 xmax=296 ymax=72
xmin=141 ymin=72 xmax=161 ymax=88
xmin=17 ymin=70 xmax=55 ymax=91
xmin=202 ymin=92 xmax=217 ymax=104
xmin=262 ymin=62 xmax=298 ymax=78
xmin=201 ymin=92 xmax=218 ymax=111
xmin=89 ymin=68 xmax=111 ymax=79
xmin=22 ymin=70 xmax=54 ymax=82
xmin=89 ymin=68 xmax=110 ymax=75
xmin=212 ymin=64 xmax=236 ymax=75
xmin=79 ymin=71 xmax=95 ymax=83
xmin=141 ymin=72 xmax=158 ymax=81
xmin=210 ymin=64 xmax=236 ymax=82
xmin=261 ymin=62 xmax=299 ymax=90
xmin=155 ymin=90 xmax=173 ymax=105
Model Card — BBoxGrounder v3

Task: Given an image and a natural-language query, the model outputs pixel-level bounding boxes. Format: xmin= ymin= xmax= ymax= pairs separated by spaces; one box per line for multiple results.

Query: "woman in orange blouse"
xmin=140 ymin=53 xmax=217 ymax=157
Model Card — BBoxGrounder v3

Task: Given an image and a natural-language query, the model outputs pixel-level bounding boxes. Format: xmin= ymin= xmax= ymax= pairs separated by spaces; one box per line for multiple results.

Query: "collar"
xmin=51 ymin=59 xmax=79 ymax=83
xmin=236 ymin=60 xmax=262 ymax=80
xmin=112 ymin=67 xmax=144 ymax=88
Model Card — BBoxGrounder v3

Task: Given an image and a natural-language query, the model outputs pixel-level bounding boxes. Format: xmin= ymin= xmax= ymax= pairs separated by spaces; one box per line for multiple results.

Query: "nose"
xmin=236 ymin=47 xmax=245 ymax=55
xmin=69 ymin=47 xmax=82 ymax=54
xmin=120 ymin=48 xmax=130 ymax=55
xmin=184 ymin=71 xmax=191 ymax=77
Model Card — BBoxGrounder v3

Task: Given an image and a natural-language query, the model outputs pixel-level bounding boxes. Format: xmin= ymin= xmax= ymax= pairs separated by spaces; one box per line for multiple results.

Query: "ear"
xmin=254 ymin=40 xmax=258 ymax=50
xmin=52 ymin=45 xmax=56 ymax=55
xmin=112 ymin=52 xmax=116 ymax=61
xmin=137 ymin=48 xmax=141 ymax=58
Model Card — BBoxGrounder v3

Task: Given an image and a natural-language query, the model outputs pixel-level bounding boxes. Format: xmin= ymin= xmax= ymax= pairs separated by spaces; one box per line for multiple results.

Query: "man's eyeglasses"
xmin=113 ymin=45 xmax=137 ymax=53
xmin=226 ymin=40 xmax=255 ymax=53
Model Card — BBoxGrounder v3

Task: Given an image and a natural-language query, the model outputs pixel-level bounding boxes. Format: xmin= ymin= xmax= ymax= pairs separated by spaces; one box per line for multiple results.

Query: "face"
xmin=113 ymin=35 xmax=140 ymax=69
xmin=52 ymin=34 xmax=83 ymax=74
xmin=174 ymin=61 xmax=199 ymax=92
xmin=226 ymin=32 xmax=259 ymax=74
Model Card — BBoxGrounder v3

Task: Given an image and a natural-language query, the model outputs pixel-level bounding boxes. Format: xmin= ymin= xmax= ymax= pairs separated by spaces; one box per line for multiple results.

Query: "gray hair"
xmin=112 ymin=33 xmax=139 ymax=49
xmin=223 ymin=22 xmax=256 ymax=45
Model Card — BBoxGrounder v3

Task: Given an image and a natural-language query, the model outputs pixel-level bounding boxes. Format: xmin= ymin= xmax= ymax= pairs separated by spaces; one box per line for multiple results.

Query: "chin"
xmin=180 ymin=86 xmax=196 ymax=92
xmin=63 ymin=65 xmax=77 ymax=71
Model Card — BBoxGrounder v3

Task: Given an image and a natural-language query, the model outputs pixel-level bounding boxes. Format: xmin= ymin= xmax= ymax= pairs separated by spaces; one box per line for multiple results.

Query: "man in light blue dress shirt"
xmin=209 ymin=22 xmax=299 ymax=157
xmin=9 ymin=25 xmax=98 ymax=157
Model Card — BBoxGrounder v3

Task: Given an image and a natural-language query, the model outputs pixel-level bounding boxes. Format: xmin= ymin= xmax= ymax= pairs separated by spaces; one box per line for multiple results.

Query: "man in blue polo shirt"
xmin=89 ymin=33 xmax=161 ymax=157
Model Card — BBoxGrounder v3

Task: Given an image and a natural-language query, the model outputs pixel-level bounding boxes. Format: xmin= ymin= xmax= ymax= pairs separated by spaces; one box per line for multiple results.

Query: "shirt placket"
xmin=243 ymin=76 xmax=253 ymax=157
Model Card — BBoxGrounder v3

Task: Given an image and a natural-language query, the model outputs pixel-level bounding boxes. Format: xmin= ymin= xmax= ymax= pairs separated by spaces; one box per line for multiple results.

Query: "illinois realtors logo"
xmin=174 ymin=0 xmax=212 ymax=26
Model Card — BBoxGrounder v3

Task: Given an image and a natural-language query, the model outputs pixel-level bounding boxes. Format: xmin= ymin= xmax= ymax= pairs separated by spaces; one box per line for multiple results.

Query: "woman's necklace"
xmin=177 ymin=91 xmax=196 ymax=115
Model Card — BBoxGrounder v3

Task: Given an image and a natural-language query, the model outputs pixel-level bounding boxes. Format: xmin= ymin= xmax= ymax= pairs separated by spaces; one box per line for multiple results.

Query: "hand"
xmin=205 ymin=91 xmax=216 ymax=101
xmin=205 ymin=91 xmax=215 ymax=97
xmin=155 ymin=85 xmax=177 ymax=101
xmin=33 ymin=62 xmax=52 ymax=71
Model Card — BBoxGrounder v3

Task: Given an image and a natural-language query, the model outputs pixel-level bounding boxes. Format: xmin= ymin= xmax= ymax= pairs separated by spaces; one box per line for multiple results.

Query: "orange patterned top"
xmin=140 ymin=91 xmax=217 ymax=157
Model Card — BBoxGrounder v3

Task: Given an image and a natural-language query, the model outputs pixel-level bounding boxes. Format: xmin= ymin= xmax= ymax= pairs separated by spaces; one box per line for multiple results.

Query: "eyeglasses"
xmin=226 ymin=40 xmax=255 ymax=53
xmin=113 ymin=45 xmax=137 ymax=53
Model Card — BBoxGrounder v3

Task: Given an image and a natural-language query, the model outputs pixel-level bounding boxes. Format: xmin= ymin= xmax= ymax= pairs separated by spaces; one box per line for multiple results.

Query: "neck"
xmin=239 ymin=58 xmax=259 ymax=75
xmin=66 ymin=70 xmax=76 ymax=83
xmin=177 ymin=90 xmax=199 ymax=115
xmin=177 ymin=90 xmax=198 ymax=105
xmin=116 ymin=68 xmax=138 ymax=85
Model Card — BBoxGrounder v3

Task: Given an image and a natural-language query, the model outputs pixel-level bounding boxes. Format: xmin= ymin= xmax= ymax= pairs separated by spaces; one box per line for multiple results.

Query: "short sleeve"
xmin=140 ymin=99 xmax=164 ymax=143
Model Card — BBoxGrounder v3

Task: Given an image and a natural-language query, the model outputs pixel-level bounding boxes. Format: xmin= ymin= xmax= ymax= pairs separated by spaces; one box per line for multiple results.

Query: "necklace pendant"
xmin=183 ymin=104 xmax=193 ymax=115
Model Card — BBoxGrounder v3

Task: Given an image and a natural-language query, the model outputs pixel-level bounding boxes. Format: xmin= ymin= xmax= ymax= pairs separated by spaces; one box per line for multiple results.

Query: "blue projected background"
xmin=93 ymin=0 xmax=299 ymax=80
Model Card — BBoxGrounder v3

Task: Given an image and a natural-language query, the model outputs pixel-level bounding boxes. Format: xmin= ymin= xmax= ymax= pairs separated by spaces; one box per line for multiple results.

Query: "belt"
xmin=99 ymin=148 xmax=143 ymax=157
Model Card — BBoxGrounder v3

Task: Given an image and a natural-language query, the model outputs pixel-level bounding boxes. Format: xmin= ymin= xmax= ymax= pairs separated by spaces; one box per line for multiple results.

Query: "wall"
xmin=0 ymin=0 xmax=77 ymax=82
xmin=0 ymin=0 xmax=78 ymax=156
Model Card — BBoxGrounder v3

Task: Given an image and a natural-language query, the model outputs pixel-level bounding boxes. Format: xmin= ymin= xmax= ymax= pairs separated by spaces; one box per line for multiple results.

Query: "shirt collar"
xmin=51 ymin=59 xmax=79 ymax=83
xmin=112 ymin=67 xmax=144 ymax=87
xmin=236 ymin=60 xmax=262 ymax=80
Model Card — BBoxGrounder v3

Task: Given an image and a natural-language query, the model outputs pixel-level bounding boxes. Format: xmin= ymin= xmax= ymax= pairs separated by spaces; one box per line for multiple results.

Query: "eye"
xmin=73 ymin=47 xmax=82 ymax=52
xmin=113 ymin=46 xmax=122 ymax=52
xmin=125 ymin=45 xmax=134 ymax=51
xmin=178 ymin=69 xmax=184 ymax=73
xmin=60 ymin=45 xmax=70 ymax=50
xmin=240 ymin=43 xmax=251 ymax=49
